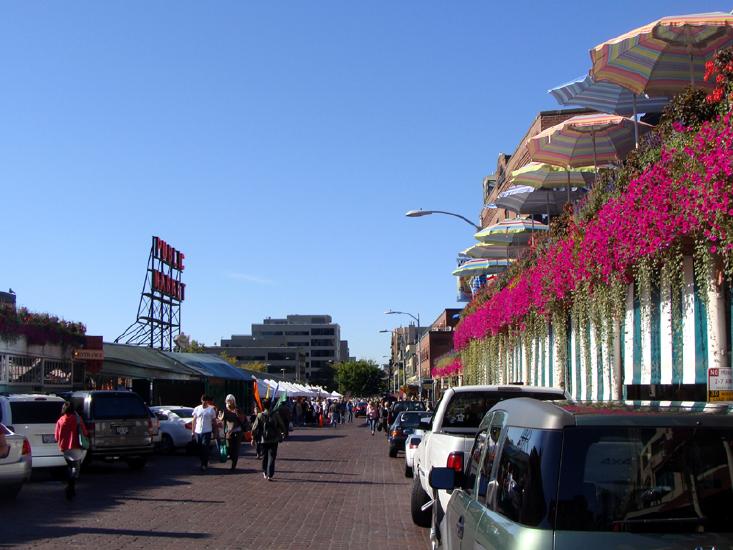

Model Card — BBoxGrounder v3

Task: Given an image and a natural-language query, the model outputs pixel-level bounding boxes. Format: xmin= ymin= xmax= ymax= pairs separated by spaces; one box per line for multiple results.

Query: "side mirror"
xmin=429 ymin=467 xmax=457 ymax=491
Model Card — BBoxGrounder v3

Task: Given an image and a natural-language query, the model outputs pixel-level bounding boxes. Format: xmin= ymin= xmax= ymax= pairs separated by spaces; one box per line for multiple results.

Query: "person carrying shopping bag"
xmin=251 ymin=398 xmax=287 ymax=481
xmin=219 ymin=394 xmax=248 ymax=470
xmin=55 ymin=401 xmax=89 ymax=501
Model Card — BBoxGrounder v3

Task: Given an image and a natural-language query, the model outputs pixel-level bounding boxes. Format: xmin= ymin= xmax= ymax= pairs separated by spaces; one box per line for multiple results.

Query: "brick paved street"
xmin=2 ymin=420 xmax=429 ymax=549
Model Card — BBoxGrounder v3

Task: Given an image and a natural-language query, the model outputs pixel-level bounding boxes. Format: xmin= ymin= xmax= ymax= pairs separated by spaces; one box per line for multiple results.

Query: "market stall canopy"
xmin=330 ymin=390 xmax=343 ymax=398
xmin=164 ymin=352 xmax=253 ymax=381
xmin=474 ymin=219 xmax=549 ymax=245
xmin=103 ymin=343 xmax=200 ymax=381
xmin=590 ymin=12 xmax=733 ymax=96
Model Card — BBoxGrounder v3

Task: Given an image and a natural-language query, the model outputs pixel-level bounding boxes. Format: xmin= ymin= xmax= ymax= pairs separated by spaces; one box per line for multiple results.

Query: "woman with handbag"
xmin=55 ymin=401 xmax=89 ymax=501
xmin=219 ymin=394 xmax=247 ymax=470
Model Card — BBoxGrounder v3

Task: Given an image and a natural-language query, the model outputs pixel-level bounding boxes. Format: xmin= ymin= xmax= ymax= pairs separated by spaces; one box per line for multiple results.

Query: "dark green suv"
xmin=431 ymin=399 xmax=733 ymax=550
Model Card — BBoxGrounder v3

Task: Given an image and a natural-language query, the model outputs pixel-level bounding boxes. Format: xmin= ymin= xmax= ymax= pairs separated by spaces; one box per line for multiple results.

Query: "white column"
xmin=660 ymin=278 xmax=674 ymax=385
xmin=682 ymin=256 xmax=696 ymax=384
xmin=553 ymin=326 xmax=565 ymax=392
xmin=570 ymin=321 xmax=577 ymax=399
xmin=640 ymin=283 xmax=652 ymax=386
xmin=707 ymin=269 xmax=728 ymax=370
xmin=611 ymin=320 xmax=622 ymax=400
xmin=624 ymin=283 xmax=635 ymax=387
xmin=579 ymin=319 xmax=587 ymax=401
xmin=589 ymin=321 xmax=598 ymax=400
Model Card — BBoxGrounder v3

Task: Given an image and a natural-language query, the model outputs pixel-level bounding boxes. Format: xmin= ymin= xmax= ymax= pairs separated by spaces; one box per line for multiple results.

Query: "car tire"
xmin=127 ymin=457 xmax=147 ymax=470
xmin=159 ymin=434 xmax=175 ymax=455
xmin=411 ymin=476 xmax=432 ymax=527
xmin=1 ymin=484 xmax=22 ymax=499
xmin=405 ymin=464 xmax=413 ymax=478
xmin=389 ymin=445 xmax=398 ymax=458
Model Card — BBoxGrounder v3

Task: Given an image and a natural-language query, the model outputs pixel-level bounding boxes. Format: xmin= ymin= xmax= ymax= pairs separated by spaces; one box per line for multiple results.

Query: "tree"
xmin=334 ymin=360 xmax=386 ymax=397
xmin=178 ymin=338 xmax=208 ymax=353
xmin=240 ymin=361 xmax=267 ymax=373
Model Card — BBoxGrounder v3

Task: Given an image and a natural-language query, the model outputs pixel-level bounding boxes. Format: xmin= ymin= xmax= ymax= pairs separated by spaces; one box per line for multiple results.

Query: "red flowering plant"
xmin=456 ymin=47 xmax=733 ymax=379
xmin=704 ymin=48 xmax=733 ymax=107
xmin=0 ymin=307 xmax=86 ymax=347
xmin=431 ymin=351 xmax=462 ymax=378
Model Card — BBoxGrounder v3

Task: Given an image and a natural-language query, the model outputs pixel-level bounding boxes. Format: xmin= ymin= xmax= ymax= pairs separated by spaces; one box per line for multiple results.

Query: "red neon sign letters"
xmin=152 ymin=236 xmax=186 ymax=301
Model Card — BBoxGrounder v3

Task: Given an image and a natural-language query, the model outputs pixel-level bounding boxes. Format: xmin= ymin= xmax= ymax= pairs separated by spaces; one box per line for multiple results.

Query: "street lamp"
xmin=405 ymin=209 xmax=481 ymax=231
xmin=385 ymin=310 xmax=422 ymax=399
xmin=280 ymin=368 xmax=286 ymax=379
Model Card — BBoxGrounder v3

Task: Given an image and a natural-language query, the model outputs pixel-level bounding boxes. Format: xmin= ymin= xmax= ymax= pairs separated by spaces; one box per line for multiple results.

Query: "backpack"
xmin=261 ymin=412 xmax=278 ymax=442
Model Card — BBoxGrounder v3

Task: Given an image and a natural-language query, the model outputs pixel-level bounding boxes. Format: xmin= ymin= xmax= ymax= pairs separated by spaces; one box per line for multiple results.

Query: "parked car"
xmin=150 ymin=406 xmax=195 ymax=454
xmin=68 ymin=390 xmax=154 ymax=469
xmin=388 ymin=410 xmax=433 ymax=458
xmin=411 ymin=384 xmax=568 ymax=539
xmin=0 ymin=423 xmax=32 ymax=498
xmin=388 ymin=400 xmax=426 ymax=425
xmin=147 ymin=406 xmax=161 ymax=446
xmin=431 ymin=398 xmax=733 ymax=550
xmin=404 ymin=426 xmax=430 ymax=479
xmin=354 ymin=401 xmax=368 ymax=417
xmin=0 ymin=394 xmax=67 ymax=470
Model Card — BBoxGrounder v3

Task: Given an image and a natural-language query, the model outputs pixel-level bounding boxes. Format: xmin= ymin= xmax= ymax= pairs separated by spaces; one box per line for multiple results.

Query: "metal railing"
xmin=0 ymin=353 xmax=75 ymax=388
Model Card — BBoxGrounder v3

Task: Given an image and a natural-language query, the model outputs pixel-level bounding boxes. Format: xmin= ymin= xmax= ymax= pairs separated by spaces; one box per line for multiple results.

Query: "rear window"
xmin=398 ymin=412 xmax=433 ymax=428
xmin=443 ymin=391 xmax=562 ymax=429
xmin=167 ymin=408 xmax=193 ymax=418
xmin=9 ymin=401 xmax=64 ymax=424
xmin=555 ymin=426 xmax=733 ymax=533
xmin=91 ymin=394 xmax=148 ymax=420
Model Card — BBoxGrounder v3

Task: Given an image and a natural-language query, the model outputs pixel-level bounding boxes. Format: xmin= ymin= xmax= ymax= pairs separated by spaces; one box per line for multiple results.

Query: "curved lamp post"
xmin=405 ymin=209 xmax=481 ymax=231
xmin=385 ymin=310 xmax=422 ymax=398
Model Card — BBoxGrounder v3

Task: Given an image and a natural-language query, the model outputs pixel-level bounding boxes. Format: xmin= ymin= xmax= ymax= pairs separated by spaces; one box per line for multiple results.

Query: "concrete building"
xmin=210 ymin=315 xmax=345 ymax=385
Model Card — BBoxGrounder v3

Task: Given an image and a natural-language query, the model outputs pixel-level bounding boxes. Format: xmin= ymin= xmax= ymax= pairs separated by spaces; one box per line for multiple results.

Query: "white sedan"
xmin=0 ymin=423 xmax=32 ymax=498
xmin=150 ymin=406 xmax=195 ymax=454
xmin=404 ymin=430 xmax=426 ymax=478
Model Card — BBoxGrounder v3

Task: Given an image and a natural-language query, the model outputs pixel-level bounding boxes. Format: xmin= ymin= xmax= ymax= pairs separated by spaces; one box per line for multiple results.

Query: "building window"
xmin=310 ymin=339 xmax=333 ymax=347
xmin=312 ymin=350 xmax=334 ymax=358
xmin=311 ymin=328 xmax=335 ymax=336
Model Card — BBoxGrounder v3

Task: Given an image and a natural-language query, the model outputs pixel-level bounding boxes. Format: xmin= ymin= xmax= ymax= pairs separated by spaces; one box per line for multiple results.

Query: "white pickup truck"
xmin=411 ymin=384 xmax=567 ymax=546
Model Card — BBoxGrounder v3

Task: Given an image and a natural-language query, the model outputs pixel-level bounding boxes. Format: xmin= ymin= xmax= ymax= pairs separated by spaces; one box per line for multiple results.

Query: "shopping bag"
xmin=243 ymin=430 xmax=253 ymax=443
xmin=218 ymin=440 xmax=228 ymax=463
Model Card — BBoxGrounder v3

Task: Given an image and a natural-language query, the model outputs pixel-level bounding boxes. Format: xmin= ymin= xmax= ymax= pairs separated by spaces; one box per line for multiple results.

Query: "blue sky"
xmin=1 ymin=1 xmax=723 ymax=362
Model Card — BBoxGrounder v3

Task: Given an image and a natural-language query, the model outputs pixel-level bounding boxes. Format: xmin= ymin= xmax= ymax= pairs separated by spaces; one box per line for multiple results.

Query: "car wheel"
xmin=388 ymin=445 xmax=398 ymax=458
xmin=0 ymin=484 xmax=22 ymax=499
xmin=159 ymin=434 xmax=175 ymax=455
xmin=127 ymin=457 xmax=147 ymax=470
xmin=405 ymin=464 xmax=413 ymax=478
xmin=410 ymin=476 xmax=432 ymax=527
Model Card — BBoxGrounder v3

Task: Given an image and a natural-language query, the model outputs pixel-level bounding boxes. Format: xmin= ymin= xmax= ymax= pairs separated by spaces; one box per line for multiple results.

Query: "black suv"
xmin=69 ymin=391 xmax=154 ymax=469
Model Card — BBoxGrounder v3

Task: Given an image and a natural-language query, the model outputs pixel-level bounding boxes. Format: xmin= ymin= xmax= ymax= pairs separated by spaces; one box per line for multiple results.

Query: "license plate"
xmin=115 ymin=426 xmax=129 ymax=435
xmin=42 ymin=434 xmax=56 ymax=444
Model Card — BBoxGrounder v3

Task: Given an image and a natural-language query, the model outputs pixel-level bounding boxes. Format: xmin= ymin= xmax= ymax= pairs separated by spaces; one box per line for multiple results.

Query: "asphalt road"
xmin=1 ymin=419 xmax=429 ymax=549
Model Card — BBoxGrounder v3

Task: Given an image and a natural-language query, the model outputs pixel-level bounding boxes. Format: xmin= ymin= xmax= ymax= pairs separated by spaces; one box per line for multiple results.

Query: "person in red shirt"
xmin=55 ymin=401 xmax=88 ymax=501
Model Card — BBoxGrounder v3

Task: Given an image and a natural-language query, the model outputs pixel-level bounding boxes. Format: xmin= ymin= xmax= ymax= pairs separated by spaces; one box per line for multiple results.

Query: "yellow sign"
xmin=709 ymin=390 xmax=733 ymax=402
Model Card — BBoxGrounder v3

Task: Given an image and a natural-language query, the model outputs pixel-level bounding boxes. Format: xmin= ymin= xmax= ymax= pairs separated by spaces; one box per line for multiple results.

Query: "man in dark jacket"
xmin=251 ymin=398 xmax=287 ymax=481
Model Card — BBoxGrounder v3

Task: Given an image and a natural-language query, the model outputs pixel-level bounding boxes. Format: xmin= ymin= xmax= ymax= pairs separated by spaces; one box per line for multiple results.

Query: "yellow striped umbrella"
xmin=591 ymin=12 xmax=733 ymax=96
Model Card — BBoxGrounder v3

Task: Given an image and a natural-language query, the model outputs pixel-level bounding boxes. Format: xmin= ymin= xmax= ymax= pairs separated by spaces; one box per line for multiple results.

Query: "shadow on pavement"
xmin=285 ymin=434 xmax=345 ymax=442
xmin=278 ymin=477 xmax=404 ymax=486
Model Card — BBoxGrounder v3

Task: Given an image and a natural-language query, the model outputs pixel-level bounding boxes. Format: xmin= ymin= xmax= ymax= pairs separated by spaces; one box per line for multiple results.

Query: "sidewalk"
xmin=2 ymin=419 xmax=430 ymax=549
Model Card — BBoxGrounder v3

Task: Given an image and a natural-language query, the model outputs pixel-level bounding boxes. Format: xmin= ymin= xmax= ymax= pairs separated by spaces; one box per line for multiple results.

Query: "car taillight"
xmin=148 ymin=418 xmax=154 ymax=435
xmin=446 ymin=451 xmax=464 ymax=473
xmin=409 ymin=438 xmax=421 ymax=449
xmin=184 ymin=421 xmax=192 ymax=430
xmin=22 ymin=438 xmax=31 ymax=456
xmin=391 ymin=429 xmax=401 ymax=437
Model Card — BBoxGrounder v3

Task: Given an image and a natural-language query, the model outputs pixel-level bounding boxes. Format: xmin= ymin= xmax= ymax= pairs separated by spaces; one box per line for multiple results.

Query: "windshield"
xmin=555 ymin=426 xmax=733 ymax=533
xmin=165 ymin=408 xmax=194 ymax=418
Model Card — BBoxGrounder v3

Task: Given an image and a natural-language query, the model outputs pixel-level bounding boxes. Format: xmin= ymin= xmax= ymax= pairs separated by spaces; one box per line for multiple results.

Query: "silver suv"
xmin=431 ymin=399 xmax=733 ymax=550
xmin=69 ymin=390 xmax=154 ymax=469
xmin=0 ymin=394 xmax=67 ymax=469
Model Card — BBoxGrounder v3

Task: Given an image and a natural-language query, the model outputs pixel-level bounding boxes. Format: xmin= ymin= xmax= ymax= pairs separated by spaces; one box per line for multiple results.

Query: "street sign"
xmin=708 ymin=367 xmax=733 ymax=402
xmin=73 ymin=349 xmax=104 ymax=361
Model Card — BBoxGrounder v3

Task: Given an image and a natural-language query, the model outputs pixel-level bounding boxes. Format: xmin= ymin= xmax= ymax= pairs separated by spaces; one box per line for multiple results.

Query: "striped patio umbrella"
xmin=590 ymin=12 xmax=733 ymax=96
xmin=461 ymin=242 xmax=525 ymax=260
xmin=495 ymin=185 xmax=587 ymax=217
xmin=527 ymin=113 xmax=653 ymax=169
xmin=549 ymin=74 xmax=669 ymax=146
xmin=474 ymin=218 xmax=549 ymax=245
xmin=549 ymin=74 xmax=670 ymax=115
xmin=510 ymin=162 xmax=595 ymax=189
xmin=452 ymin=258 xmax=512 ymax=277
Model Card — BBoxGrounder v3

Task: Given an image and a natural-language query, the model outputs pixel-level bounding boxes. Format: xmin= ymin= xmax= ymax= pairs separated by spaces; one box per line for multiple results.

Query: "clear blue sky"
xmin=1 ymin=1 xmax=722 ymax=363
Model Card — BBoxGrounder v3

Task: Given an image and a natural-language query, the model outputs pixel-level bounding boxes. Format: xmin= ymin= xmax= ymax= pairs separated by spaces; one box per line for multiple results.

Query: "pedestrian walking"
xmin=380 ymin=400 xmax=391 ymax=438
xmin=366 ymin=401 xmax=379 ymax=435
xmin=329 ymin=401 xmax=340 ymax=428
xmin=191 ymin=394 xmax=217 ymax=472
xmin=251 ymin=398 xmax=287 ymax=481
xmin=54 ymin=401 xmax=88 ymax=501
xmin=219 ymin=394 xmax=247 ymax=471
xmin=346 ymin=400 xmax=353 ymax=423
